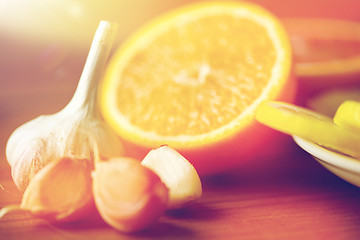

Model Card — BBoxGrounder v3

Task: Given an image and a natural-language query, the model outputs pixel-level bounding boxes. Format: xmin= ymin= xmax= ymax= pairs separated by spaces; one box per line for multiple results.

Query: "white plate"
xmin=293 ymin=136 xmax=360 ymax=188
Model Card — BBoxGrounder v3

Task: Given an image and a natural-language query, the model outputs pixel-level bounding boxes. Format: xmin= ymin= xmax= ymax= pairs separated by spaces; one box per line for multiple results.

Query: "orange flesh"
xmin=115 ymin=16 xmax=276 ymax=136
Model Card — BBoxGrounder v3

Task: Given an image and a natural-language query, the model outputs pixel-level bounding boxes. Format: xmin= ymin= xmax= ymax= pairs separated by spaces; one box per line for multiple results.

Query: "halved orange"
xmin=283 ymin=18 xmax=360 ymax=99
xmin=100 ymin=1 xmax=295 ymax=174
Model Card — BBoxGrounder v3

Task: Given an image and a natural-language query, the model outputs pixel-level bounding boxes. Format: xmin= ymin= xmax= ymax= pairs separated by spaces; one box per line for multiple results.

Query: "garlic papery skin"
xmin=92 ymin=157 xmax=169 ymax=233
xmin=6 ymin=21 xmax=123 ymax=192
xmin=0 ymin=156 xmax=94 ymax=222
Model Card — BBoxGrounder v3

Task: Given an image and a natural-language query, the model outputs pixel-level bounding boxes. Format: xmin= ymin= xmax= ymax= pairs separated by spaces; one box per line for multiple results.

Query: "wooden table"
xmin=2 ymin=109 xmax=360 ymax=240
xmin=2 ymin=45 xmax=360 ymax=240
xmin=2 ymin=143 xmax=360 ymax=240
xmin=1 ymin=1 xmax=360 ymax=239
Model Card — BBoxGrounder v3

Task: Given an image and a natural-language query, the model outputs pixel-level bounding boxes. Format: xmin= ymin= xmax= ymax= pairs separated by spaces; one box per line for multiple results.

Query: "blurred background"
xmin=1 ymin=0 xmax=360 ymax=79
xmin=0 ymin=0 xmax=360 ymax=167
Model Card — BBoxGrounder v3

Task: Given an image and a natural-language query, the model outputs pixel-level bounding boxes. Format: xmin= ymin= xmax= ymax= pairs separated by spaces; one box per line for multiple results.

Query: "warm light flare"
xmin=0 ymin=0 xmax=195 ymax=48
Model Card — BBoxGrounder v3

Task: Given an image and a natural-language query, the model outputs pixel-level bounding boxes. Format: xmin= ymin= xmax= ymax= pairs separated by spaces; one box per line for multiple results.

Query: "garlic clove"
xmin=141 ymin=146 xmax=202 ymax=209
xmin=1 ymin=156 xmax=94 ymax=222
xmin=92 ymin=157 xmax=168 ymax=233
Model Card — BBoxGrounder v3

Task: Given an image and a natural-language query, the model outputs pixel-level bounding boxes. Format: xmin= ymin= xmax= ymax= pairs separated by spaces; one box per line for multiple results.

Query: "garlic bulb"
xmin=6 ymin=21 xmax=123 ymax=192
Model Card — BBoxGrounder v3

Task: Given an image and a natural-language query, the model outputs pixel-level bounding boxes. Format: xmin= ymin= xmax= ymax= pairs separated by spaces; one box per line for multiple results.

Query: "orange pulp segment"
xmin=100 ymin=1 xmax=292 ymax=150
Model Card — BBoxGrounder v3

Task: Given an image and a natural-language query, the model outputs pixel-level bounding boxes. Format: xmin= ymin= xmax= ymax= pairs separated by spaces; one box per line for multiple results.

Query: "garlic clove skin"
xmin=141 ymin=146 xmax=202 ymax=209
xmin=92 ymin=157 xmax=169 ymax=233
xmin=7 ymin=130 xmax=47 ymax=192
xmin=19 ymin=156 xmax=94 ymax=222
xmin=5 ymin=21 xmax=122 ymax=192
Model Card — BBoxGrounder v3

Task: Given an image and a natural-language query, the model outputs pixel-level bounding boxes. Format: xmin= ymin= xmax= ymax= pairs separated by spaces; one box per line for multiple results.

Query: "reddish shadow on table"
xmin=165 ymin=202 xmax=222 ymax=220
xmin=43 ymin=210 xmax=108 ymax=231
xmin=0 ymin=216 xmax=196 ymax=240
xmin=50 ymin=205 xmax=203 ymax=239
xmin=200 ymin=140 xmax=360 ymax=192
xmin=50 ymin=216 xmax=196 ymax=240
xmin=133 ymin=221 xmax=196 ymax=239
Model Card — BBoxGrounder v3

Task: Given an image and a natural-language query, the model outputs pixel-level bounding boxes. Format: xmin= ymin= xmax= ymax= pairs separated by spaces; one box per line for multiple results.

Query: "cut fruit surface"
xmin=334 ymin=100 xmax=360 ymax=135
xmin=100 ymin=1 xmax=294 ymax=174
xmin=256 ymin=101 xmax=360 ymax=158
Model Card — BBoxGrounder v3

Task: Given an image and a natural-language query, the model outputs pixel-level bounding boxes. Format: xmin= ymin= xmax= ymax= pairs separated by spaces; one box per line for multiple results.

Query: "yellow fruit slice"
xmin=100 ymin=1 xmax=293 ymax=158
xmin=256 ymin=101 xmax=360 ymax=158
xmin=334 ymin=100 xmax=360 ymax=135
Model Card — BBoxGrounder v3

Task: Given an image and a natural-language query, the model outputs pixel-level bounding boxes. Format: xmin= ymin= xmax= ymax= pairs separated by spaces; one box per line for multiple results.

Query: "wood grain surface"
xmin=1 ymin=1 xmax=360 ymax=239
